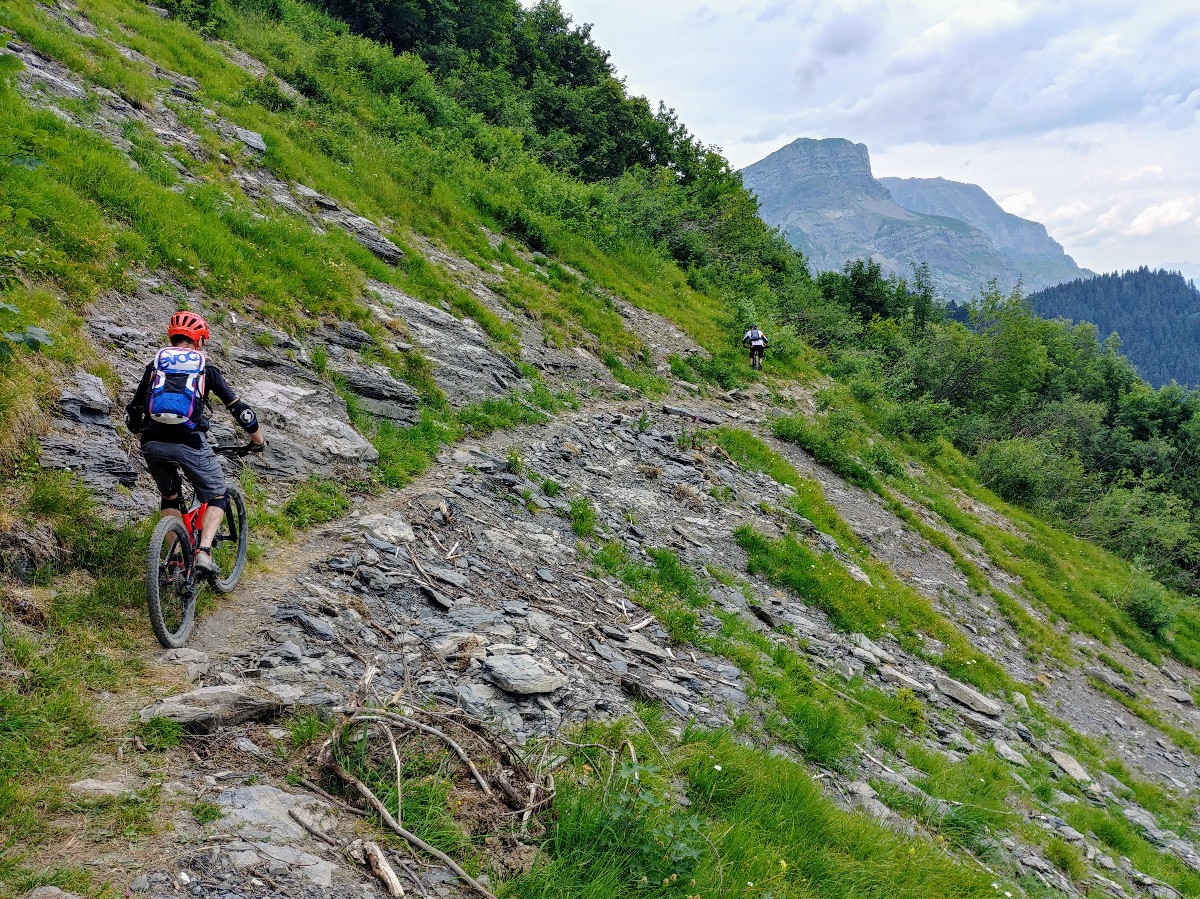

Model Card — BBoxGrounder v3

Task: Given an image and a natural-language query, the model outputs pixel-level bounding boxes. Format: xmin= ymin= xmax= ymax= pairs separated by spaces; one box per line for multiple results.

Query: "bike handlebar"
xmin=214 ymin=440 xmax=266 ymax=458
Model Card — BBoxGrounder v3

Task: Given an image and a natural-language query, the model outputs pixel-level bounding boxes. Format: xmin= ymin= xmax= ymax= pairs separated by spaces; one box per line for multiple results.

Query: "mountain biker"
xmin=742 ymin=324 xmax=769 ymax=370
xmin=125 ymin=312 xmax=265 ymax=576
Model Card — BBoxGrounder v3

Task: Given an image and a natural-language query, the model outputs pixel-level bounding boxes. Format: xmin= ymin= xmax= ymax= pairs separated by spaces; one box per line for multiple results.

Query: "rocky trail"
xmin=40 ymin=382 xmax=1200 ymax=899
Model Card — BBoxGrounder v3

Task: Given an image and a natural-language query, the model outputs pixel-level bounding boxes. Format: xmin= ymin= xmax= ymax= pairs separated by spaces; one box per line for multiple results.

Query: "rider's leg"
xmin=144 ymin=446 xmax=185 ymax=521
xmin=198 ymin=499 xmax=226 ymax=554
xmin=160 ymin=494 xmax=185 ymax=521
xmin=171 ymin=441 xmax=228 ymax=573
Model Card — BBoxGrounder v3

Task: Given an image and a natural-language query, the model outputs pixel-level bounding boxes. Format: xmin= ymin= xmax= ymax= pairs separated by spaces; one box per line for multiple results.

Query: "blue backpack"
xmin=147 ymin=346 xmax=207 ymax=427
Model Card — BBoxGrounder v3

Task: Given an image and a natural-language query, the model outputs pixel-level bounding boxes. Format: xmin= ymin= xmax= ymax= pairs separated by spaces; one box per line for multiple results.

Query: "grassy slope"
xmin=1 ymin=1 xmax=1199 ymax=897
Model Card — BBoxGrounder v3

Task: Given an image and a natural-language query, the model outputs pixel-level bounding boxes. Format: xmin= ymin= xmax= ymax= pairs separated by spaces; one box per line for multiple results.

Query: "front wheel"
xmin=147 ymin=516 xmax=196 ymax=648
xmin=210 ymin=486 xmax=248 ymax=594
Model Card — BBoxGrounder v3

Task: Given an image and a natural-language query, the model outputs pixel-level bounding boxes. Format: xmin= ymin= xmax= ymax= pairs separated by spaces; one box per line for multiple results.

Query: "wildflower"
xmin=714 ymin=764 xmax=722 ymax=771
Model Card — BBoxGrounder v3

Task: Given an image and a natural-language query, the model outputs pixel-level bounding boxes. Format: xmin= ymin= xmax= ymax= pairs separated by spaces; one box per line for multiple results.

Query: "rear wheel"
xmin=210 ymin=486 xmax=248 ymax=594
xmin=147 ymin=516 xmax=196 ymax=648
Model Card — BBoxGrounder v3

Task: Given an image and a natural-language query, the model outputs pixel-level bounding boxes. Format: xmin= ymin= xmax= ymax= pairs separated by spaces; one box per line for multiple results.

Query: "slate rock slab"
xmin=484 ymin=654 xmax=567 ymax=695
xmin=934 ymin=675 xmax=1003 ymax=717
xmin=139 ymin=685 xmax=282 ymax=732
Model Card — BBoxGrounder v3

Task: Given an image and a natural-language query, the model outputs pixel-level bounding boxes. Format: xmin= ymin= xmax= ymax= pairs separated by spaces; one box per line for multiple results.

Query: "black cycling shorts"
xmin=142 ymin=440 xmax=227 ymax=503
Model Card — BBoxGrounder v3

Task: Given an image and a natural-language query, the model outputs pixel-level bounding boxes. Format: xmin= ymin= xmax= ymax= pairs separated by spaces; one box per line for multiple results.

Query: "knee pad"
xmin=161 ymin=494 xmax=186 ymax=513
xmin=207 ymin=493 xmax=230 ymax=513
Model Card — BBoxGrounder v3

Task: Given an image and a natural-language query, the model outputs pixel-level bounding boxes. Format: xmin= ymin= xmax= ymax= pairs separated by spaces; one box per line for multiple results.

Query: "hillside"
xmin=1030 ymin=268 xmax=1200 ymax=387
xmin=3 ymin=3 xmax=1200 ymax=899
xmin=741 ymin=137 xmax=1089 ymax=301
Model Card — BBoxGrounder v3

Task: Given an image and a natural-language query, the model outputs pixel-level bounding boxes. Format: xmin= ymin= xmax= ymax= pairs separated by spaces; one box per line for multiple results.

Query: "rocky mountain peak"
xmin=742 ymin=138 xmax=1090 ymax=300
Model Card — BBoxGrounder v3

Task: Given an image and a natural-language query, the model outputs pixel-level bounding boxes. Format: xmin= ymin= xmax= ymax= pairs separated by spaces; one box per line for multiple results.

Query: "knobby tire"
xmin=146 ymin=516 xmax=195 ymax=648
xmin=210 ymin=486 xmax=248 ymax=594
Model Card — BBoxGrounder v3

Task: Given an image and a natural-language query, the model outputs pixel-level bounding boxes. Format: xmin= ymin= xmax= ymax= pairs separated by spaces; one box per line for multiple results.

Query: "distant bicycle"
xmin=145 ymin=443 xmax=253 ymax=648
xmin=742 ymin=324 xmax=769 ymax=371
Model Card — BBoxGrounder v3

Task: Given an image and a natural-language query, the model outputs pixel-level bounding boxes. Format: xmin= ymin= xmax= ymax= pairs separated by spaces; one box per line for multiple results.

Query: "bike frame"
xmin=181 ymin=501 xmax=211 ymax=553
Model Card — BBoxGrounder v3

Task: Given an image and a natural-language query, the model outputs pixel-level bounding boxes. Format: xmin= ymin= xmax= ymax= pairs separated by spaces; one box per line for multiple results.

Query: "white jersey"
xmin=744 ymin=329 xmax=767 ymax=347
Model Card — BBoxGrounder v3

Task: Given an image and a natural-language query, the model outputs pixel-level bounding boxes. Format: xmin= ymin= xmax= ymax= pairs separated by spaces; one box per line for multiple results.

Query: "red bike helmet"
xmin=168 ymin=311 xmax=211 ymax=343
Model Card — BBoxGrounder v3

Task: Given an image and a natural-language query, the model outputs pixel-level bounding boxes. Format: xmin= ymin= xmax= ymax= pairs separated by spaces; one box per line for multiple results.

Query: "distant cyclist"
xmin=125 ymin=312 xmax=265 ymax=576
xmin=742 ymin=324 xmax=769 ymax=371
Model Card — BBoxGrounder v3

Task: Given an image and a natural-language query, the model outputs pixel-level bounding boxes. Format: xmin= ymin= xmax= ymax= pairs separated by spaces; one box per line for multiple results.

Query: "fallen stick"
xmin=347 ymin=710 xmax=494 ymax=798
xmin=299 ymin=776 xmax=368 ymax=817
xmin=288 ymin=808 xmax=341 ymax=846
xmin=398 ymin=857 xmax=432 ymax=899
xmin=364 ymin=840 xmax=407 ymax=897
xmin=325 ymin=750 xmax=499 ymax=899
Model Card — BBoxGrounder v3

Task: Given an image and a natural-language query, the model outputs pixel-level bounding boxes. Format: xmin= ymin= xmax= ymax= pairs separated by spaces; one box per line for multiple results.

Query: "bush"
xmin=976 ymin=438 xmax=1088 ymax=513
xmin=1121 ymin=574 xmax=1178 ymax=639
xmin=243 ymin=77 xmax=297 ymax=112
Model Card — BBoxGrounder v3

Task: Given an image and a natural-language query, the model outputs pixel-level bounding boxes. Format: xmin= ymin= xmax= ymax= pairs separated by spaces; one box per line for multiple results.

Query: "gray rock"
xmin=1164 ymin=688 xmax=1194 ymax=705
xmin=878 ymin=665 xmax=929 ymax=693
xmin=255 ymin=842 xmax=335 ymax=881
xmin=428 ymin=566 xmax=469 ymax=589
xmin=162 ymin=647 xmax=209 ymax=665
xmin=69 ymin=778 xmax=133 ymax=798
xmin=846 ymin=781 xmax=891 ymax=821
xmin=294 ymin=183 xmax=339 ymax=210
xmin=850 ymin=633 xmax=895 ymax=663
xmin=421 ymin=584 xmax=454 ymax=611
xmin=139 ymin=685 xmax=282 ymax=732
xmin=359 ymin=512 xmax=416 ymax=544
xmin=56 ymin=371 xmax=111 ymax=422
xmin=335 ymin=364 xmax=419 ymax=422
xmin=934 ymin=675 xmax=1003 ymax=717
xmin=622 ymin=631 xmax=672 ymax=660
xmin=234 ymin=127 xmax=267 ymax=152
xmin=38 ymin=370 xmax=137 ymax=499
xmin=992 ymin=738 xmax=1030 ymax=768
xmin=1047 ymin=748 xmax=1091 ymax=782
xmin=1087 ymin=665 xmax=1136 ymax=697
xmin=367 ymin=282 xmax=528 ymax=405
xmin=217 ymin=785 xmax=336 ymax=842
xmin=275 ymin=607 xmax=337 ymax=641
xmin=835 ymin=658 xmax=865 ymax=679
xmin=484 ymin=654 xmax=567 ymax=695
xmin=27 ymin=889 xmax=84 ymax=899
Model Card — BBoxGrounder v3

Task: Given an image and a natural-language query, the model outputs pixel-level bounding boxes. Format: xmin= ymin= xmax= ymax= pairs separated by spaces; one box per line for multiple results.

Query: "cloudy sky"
xmin=554 ymin=0 xmax=1200 ymax=277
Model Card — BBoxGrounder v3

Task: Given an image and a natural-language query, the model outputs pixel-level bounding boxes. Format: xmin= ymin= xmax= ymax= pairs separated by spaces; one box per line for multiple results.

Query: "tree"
xmin=910 ymin=261 xmax=934 ymax=339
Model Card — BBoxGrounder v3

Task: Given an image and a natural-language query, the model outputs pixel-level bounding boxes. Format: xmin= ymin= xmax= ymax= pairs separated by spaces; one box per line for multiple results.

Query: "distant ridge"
xmin=741 ymin=138 xmax=1090 ymax=301
xmin=1030 ymin=267 xmax=1200 ymax=387
xmin=880 ymin=176 xmax=1091 ymax=289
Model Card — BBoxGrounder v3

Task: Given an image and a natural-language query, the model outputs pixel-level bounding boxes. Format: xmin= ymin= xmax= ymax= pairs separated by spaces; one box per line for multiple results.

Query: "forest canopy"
xmin=1029 ymin=267 xmax=1200 ymax=389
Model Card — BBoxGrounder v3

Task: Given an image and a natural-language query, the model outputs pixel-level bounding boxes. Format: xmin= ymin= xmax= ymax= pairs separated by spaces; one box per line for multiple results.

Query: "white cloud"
xmin=1119 ymin=165 xmax=1165 ymax=182
xmin=1127 ymin=199 xmax=1196 ymax=235
xmin=1000 ymin=191 xmax=1038 ymax=216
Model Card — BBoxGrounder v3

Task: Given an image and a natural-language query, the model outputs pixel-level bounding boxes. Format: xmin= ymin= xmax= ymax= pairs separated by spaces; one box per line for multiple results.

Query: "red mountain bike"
xmin=146 ymin=444 xmax=253 ymax=648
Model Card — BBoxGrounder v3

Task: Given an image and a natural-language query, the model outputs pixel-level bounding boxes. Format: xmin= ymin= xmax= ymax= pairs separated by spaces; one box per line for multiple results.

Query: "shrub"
xmin=1121 ymin=574 xmax=1178 ymax=639
xmin=243 ymin=77 xmax=296 ymax=112
xmin=976 ymin=438 xmax=1088 ymax=513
